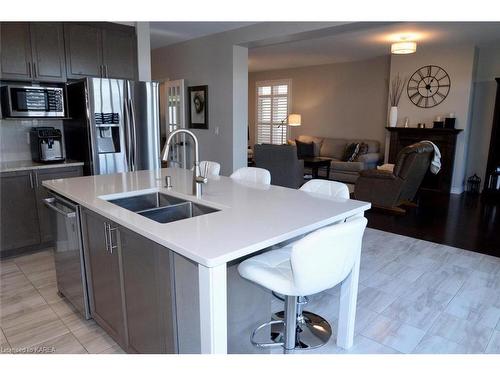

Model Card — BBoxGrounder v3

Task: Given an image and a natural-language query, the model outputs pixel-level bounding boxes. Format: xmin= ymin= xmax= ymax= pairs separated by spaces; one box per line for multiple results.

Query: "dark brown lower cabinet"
xmin=81 ymin=208 xmax=128 ymax=348
xmin=81 ymin=208 xmax=177 ymax=353
xmin=0 ymin=170 xmax=40 ymax=252
xmin=119 ymin=226 xmax=177 ymax=353
xmin=0 ymin=165 xmax=83 ymax=257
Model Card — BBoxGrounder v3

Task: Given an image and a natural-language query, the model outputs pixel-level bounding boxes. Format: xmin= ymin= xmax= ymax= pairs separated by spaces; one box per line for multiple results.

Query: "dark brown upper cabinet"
xmin=30 ymin=23 xmax=67 ymax=82
xmin=1 ymin=23 xmax=33 ymax=81
xmin=64 ymin=23 xmax=137 ymax=80
xmin=1 ymin=22 xmax=137 ymax=83
xmin=64 ymin=23 xmax=103 ymax=79
xmin=102 ymin=28 xmax=137 ymax=80
xmin=0 ymin=22 xmax=66 ymax=82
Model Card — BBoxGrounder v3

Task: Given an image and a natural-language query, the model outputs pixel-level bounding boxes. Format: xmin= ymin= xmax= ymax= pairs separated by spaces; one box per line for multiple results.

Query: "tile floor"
xmin=1 ymin=228 xmax=500 ymax=354
xmin=0 ymin=249 xmax=123 ymax=354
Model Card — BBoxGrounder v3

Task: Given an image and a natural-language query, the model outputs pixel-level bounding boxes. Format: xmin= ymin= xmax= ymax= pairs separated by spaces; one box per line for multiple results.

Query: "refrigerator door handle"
xmin=129 ymin=98 xmax=138 ymax=172
xmin=123 ymin=97 xmax=133 ymax=171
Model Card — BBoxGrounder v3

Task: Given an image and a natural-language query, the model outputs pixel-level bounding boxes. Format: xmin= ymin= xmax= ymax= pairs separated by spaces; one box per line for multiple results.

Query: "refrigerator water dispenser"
xmin=96 ymin=125 xmax=121 ymax=154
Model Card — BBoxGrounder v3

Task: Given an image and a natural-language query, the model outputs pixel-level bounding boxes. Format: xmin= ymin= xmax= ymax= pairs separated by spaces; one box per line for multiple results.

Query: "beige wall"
xmin=248 ymin=56 xmax=391 ymax=152
xmin=388 ymin=44 xmax=476 ymax=193
xmin=152 ymin=39 xmax=247 ymax=176
xmin=150 ymin=22 xmax=348 ymax=175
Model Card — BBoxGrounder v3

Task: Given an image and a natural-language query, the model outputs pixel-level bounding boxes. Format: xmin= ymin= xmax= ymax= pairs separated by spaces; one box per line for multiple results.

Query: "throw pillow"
xmin=342 ymin=143 xmax=360 ymax=162
xmin=295 ymin=139 xmax=315 ymax=159
xmin=296 ymin=136 xmax=323 ymax=156
xmin=355 ymin=142 xmax=369 ymax=161
xmin=358 ymin=142 xmax=369 ymax=156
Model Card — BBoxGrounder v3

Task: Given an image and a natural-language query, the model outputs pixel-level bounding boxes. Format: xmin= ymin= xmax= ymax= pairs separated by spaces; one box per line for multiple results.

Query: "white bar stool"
xmin=238 ymin=217 xmax=367 ymax=353
xmin=199 ymin=161 xmax=221 ymax=177
xmin=230 ymin=167 xmax=271 ymax=185
xmin=270 ymin=179 xmax=351 ymax=349
xmin=301 ymin=179 xmax=350 ymax=199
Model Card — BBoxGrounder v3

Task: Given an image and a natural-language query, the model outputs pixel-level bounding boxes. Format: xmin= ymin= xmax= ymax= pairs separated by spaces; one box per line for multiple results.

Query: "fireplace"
xmin=386 ymin=127 xmax=462 ymax=194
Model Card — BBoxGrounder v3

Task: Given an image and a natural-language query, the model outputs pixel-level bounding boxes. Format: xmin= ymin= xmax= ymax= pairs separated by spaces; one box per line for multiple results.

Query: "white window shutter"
xmin=255 ymin=79 xmax=291 ymax=145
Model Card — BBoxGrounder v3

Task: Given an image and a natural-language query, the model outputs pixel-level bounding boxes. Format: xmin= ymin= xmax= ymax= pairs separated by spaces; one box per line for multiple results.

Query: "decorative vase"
xmin=389 ymin=106 xmax=398 ymax=127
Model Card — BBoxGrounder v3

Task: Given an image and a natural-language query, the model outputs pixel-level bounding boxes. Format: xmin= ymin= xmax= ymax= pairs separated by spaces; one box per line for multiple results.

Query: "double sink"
xmin=106 ymin=192 xmax=219 ymax=224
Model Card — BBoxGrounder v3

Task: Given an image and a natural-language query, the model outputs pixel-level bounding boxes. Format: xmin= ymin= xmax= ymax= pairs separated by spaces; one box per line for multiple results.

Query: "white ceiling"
xmin=150 ymin=22 xmax=254 ymax=49
xmin=249 ymin=22 xmax=500 ymax=72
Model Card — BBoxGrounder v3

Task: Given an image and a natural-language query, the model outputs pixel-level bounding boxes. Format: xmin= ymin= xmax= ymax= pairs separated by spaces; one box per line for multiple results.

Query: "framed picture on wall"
xmin=188 ymin=85 xmax=208 ymax=129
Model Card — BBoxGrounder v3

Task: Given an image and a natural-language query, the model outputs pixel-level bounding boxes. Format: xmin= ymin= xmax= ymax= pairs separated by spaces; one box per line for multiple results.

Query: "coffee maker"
xmin=30 ymin=127 xmax=65 ymax=163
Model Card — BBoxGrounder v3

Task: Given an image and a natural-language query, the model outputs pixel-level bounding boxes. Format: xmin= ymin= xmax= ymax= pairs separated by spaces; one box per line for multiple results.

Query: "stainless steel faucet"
xmin=162 ymin=129 xmax=207 ymax=199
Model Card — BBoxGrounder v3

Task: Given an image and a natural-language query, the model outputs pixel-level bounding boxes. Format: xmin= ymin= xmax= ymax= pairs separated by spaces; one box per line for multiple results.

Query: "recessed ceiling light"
xmin=391 ymin=41 xmax=417 ymax=54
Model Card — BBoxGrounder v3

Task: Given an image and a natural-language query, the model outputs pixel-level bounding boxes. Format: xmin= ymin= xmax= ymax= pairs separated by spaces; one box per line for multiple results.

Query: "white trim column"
xmin=198 ymin=263 xmax=228 ymax=354
xmin=135 ymin=22 xmax=151 ymax=81
xmin=337 ymin=252 xmax=361 ymax=349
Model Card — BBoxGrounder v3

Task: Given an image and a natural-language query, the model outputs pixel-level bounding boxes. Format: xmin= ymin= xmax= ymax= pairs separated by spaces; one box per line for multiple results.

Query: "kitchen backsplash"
xmin=0 ymin=119 xmax=64 ymax=162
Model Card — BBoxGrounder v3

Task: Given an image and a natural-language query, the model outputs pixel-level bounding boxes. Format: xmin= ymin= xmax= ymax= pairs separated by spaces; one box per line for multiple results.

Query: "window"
xmin=255 ymin=79 xmax=291 ymax=145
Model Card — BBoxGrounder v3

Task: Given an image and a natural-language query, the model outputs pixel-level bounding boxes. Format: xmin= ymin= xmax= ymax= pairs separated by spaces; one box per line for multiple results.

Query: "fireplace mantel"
xmin=386 ymin=127 xmax=463 ymax=194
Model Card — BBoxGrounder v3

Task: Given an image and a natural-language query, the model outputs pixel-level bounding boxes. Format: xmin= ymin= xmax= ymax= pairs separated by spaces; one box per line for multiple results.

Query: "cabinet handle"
xmin=33 ymin=62 xmax=37 ymax=78
xmin=104 ymin=222 xmax=110 ymax=253
xmin=29 ymin=172 xmax=34 ymax=189
xmin=105 ymin=65 xmax=109 ymax=78
xmin=34 ymin=172 xmax=39 ymax=187
xmin=27 ymin=62 xmax=32 ymax=78
xmin=108 ymin=226 xmax=118 ymax=254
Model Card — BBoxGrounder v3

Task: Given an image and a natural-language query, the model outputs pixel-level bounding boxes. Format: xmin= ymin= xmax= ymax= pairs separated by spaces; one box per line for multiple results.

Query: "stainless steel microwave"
xmin=0 ymin=85 xmax=65 ymax=118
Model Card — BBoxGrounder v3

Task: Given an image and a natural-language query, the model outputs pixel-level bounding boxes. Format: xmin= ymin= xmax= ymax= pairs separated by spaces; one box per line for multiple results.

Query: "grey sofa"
xmin=254 ymin=144 xmax=305 ymax=189
xmin=292 ymin=135 xmax=382 ymax=183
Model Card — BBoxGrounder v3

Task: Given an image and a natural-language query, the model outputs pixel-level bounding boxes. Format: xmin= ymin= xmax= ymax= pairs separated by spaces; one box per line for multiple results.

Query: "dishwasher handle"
xmin=43 ymin=198 xmax=76 ymax=218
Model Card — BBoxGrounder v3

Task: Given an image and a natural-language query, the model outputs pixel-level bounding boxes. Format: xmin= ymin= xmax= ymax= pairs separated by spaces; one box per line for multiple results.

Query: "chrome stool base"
xmin=270 ymin=310 xmax=332 ymax=349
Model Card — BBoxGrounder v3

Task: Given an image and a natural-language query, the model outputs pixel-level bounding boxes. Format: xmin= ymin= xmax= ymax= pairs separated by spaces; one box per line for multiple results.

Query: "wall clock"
xmin=407 ymin=65 xmax=451 ymax=108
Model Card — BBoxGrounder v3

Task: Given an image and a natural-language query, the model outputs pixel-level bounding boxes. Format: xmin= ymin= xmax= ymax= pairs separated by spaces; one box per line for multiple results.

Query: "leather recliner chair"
xmin=254 ymin=144 xmax=305 ymax=189
xmin=354 ymin=142 xmax=434 ymax=213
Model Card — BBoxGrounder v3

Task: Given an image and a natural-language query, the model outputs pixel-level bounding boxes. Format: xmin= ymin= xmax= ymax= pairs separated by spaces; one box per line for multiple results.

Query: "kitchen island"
xmin=43 ymin=167 xmax=370 ymax=354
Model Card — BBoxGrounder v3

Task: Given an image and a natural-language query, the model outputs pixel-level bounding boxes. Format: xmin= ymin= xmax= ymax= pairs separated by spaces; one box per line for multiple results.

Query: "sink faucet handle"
xmin=195 ymin=175 xmax=208 ymax=184
xmin=203 ymin=162 xmax=209 ymax=179
xmin=165 ymin=175 xmax=173 ymax=189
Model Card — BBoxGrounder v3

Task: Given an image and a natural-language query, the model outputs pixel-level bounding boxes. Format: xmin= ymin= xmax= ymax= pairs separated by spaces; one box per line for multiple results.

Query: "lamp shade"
xmin=288 ymin=114 xmax=301 ymax=126
xmin=391 ymin=41 xmax=417 ymax=54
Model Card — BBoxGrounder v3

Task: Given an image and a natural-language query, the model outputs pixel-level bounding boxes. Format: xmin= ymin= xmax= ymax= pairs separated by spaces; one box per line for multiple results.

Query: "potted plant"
xmin=389 ymin=74 xmax=407 ymax=127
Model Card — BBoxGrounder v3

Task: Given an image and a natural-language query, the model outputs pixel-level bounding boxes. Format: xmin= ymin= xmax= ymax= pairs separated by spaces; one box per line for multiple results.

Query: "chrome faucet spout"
xmin=162 ymin=129 xmax=206 ymax=198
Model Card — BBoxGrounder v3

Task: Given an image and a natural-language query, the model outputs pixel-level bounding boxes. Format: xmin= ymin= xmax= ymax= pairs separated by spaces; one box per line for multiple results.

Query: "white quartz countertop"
xmin=43 ymin=168 xmax=370 ymax=267
xmin=0 ymin=160 xmax=84 ymax=173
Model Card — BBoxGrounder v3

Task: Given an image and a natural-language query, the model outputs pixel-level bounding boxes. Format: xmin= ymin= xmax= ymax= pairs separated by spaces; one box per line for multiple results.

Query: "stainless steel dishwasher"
xmin=44 ymin=193 xmax=91 ymax=319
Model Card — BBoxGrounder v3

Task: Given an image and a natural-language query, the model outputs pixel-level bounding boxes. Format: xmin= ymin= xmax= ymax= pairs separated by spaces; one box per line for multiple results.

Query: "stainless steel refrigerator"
xmin=64 ymin=78 xmax=160 ymax=175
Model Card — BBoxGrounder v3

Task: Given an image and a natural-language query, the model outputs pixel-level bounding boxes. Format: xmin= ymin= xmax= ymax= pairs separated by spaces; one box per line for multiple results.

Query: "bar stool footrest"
xmin=250 ymin=320 xmax=285 ymax=348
